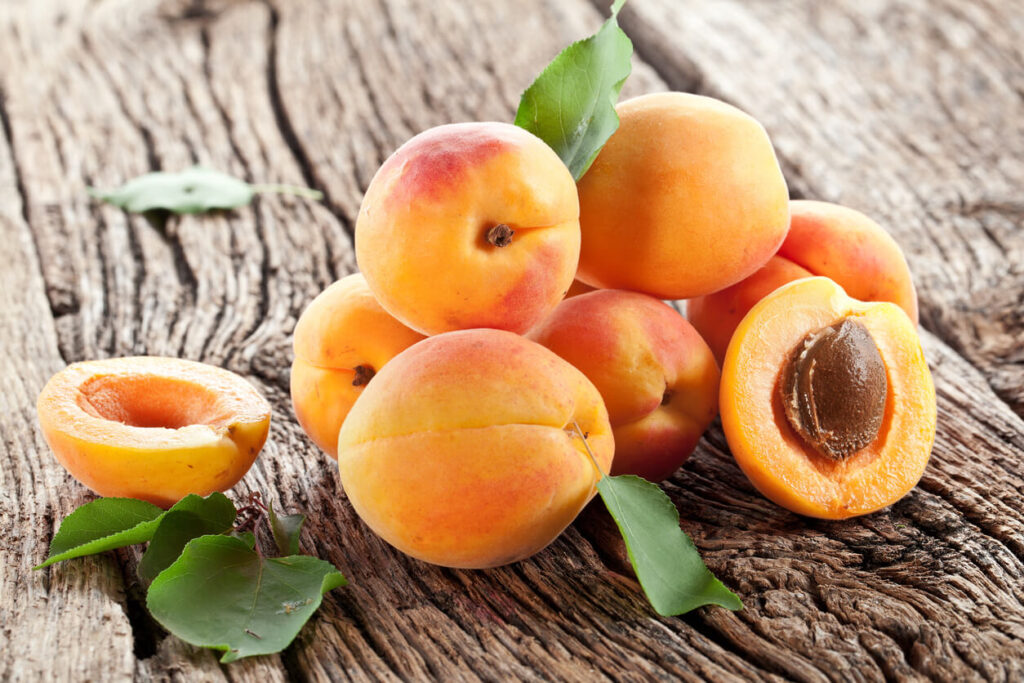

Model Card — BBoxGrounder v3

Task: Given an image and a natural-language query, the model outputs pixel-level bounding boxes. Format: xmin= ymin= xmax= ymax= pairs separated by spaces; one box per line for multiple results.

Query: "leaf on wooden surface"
xmin=597 ymin=475 xmax=743 ymax=615
xmin=138 ymin=493 xmax=238 ymax=582
xmin=513 ymin=1 xmax=632 ymax=179
xmin=88 ymin=167 xmax=322 ymax=215
xmin=269 ymin=503 xmax=306 ymax=557
xmin=146 ymin=534 xmax=347 ymax=663
xmin=34 ymin=498 xmax=165 ymax=569
xmin=34 ymin=493 xmax=235 ymax=569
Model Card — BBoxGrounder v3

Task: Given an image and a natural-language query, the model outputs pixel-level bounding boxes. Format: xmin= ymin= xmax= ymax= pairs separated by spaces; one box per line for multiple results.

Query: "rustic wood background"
xmin=2 ymin=0 xmax=1022 ymax=680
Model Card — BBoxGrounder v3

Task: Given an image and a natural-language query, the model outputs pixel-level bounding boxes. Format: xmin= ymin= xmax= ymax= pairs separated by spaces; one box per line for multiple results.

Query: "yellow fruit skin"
xmin=337 ymin=330 xmax=613 ymax=569
xmin=577 ymin=92 xmax=789 ymax=299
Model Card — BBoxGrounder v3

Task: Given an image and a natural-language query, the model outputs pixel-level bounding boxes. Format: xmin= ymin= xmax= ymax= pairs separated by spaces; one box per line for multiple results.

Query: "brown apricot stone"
xmin=779 ymin=318 xmax=887 ymax=461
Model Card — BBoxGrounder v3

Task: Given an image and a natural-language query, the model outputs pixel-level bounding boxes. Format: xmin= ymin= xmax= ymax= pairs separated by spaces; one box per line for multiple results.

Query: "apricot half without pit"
xmin=720 ymin=277 xmax=936 ymax=519
xmin=38 ymin=356 xmax=271 ymax=507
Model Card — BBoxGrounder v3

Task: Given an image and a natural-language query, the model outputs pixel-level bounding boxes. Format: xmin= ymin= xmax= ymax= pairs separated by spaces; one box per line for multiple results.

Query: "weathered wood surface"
xmin=0 ymin=0 xmax=1022 ymax=680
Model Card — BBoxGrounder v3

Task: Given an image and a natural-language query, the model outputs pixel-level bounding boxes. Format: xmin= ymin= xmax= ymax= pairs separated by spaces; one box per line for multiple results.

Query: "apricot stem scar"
xmin=352 ymin=365 xmax=376 ymax=387
xmin=571 ymin=419 xmax=608 ymax=479
xmin=485 ymin=223 xmax=514 ymax=247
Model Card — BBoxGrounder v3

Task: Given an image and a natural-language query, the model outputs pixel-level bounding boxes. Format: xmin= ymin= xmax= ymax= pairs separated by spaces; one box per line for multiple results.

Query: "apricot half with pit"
xmin=720 ymin=277 xmax=935 ymax=519
xmin=336 ymin=329 xmax=613 ymax=569
xmin=37 ymin=356 xmax=271 ymax=507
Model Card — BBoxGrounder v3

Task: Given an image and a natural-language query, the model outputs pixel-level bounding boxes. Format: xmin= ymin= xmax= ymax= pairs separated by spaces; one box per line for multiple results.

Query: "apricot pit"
xmin=779 ymin=318 xmax=887 ymax=461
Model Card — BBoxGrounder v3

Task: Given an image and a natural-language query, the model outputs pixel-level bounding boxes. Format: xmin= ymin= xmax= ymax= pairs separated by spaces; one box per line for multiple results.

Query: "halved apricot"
xmin=37 ymin=357 xmax=271 ymax=507
xmin=720 ymin=277 xmax=935 ymax=519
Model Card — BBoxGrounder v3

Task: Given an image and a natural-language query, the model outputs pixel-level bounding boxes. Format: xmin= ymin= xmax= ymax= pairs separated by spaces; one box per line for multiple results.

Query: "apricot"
xmin=355 ymin=122 xmax=580 ymax=336
xmin=37 ymin=357 xmax=271 ymax=508
xmin=575 ymin=92 xmax=789 ymax=299
xmin=689 ymin=200 xmax=918 ymax=363
xmin=336 ymin=329 xmax=613 ymax=569
xmin=530 ymin=290 xmax=719 ymax=481
xmin=291 ymin=273 xmax=425 ymax=458
xmin=720 ymin=277 xmax=936 ymax=519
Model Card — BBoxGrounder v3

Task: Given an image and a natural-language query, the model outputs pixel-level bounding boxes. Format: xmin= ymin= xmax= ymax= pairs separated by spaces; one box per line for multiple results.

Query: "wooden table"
xmin=2 ymin=1 xmax=1022 ymax=680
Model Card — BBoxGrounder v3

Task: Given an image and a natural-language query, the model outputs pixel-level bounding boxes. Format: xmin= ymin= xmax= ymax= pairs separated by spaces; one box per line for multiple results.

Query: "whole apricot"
xmin=689 ymin=200 xmax=919 ymax=362
xmin=291 ymin=273 xmax=425 ymax=458
xmin=37 ymin=357 xmax=271 ymax=507
xmin=576 ymin=92 xmax=789 ymax=299
xmin=336 ymin=329 xmax=613 ymax=569
xmin=720 ymin=277 xmax=935 ymax=519
xmin=356 ymin=122 xmax=580 ymax=335
xmin=530 ymin=290 xmax=719 ymax=481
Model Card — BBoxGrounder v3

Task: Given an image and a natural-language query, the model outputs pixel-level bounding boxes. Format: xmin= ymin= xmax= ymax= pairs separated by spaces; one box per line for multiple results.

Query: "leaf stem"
xmin=570 ymin=419 xmax=608 ymax=479
xmin=249 ymin=184 xmax=324 ymax=200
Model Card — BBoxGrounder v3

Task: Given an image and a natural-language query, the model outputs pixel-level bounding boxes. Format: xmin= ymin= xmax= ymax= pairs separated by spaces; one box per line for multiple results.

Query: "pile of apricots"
xmin=38 ymin=91 xmax=936 ymax=569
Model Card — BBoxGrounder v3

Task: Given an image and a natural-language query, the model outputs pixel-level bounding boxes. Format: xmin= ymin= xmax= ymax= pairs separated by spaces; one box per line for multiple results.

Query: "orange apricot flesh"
xmin=720 ymin=277 xmax=935 ymax=519
xmin=336 ymin=329 xmax=613 ymax=569
xmin=291 ymin=273 xmax=425 ymax=458
xmin=37 ymin=357 xmax=271 ymax=508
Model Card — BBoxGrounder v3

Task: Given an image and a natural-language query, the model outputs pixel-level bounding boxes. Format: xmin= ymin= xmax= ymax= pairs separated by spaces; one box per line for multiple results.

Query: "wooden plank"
xmin=615 ymin=0 xmax=1024 ymax=416
xmin=0 ymin=0 xmax=1022 ymax=679
xmin=0 ymin=67 xmax=137 ymax=683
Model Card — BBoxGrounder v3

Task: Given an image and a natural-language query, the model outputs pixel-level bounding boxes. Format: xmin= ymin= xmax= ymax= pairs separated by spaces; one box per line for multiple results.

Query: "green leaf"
xmin=513 ymin=1 xmax=633 ymax=179
xmin=89 ymin=167 xmax=322 ymax=215
xmin=34 ymin=493 xmax=236 ymax=570
xmin=269 ymin=503 xmax=306 ymax=557
xmin=597 ymin=475 xmax=743 ymax=616
xmin=34 ymin=498 xmax=164 ymax=569
xmin=138 ymin=493 xmax=237 ymax=582
xmin=147 ymin=535 xmax=346 ymax=663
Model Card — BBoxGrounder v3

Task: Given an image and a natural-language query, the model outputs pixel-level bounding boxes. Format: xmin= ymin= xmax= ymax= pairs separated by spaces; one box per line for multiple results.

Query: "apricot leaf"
xmin=514 ymin=1 xmax=632 ymax=179
xmin=147 ymin=534 xmax=346 ymax=663
xmin=597 ymin=475 xmax=743 ymax=615
xmin=138 ymin=493 xmax=238 ymax=582
xmin=34 ymin=498 xmax=164 ymax=569
xmin=35 ymin=493 xmax=235 ymax=570
xmin=269 ymin=503 xmax=306 ymax=556
xmin=88 ymin=167 xmax=322 ymax=215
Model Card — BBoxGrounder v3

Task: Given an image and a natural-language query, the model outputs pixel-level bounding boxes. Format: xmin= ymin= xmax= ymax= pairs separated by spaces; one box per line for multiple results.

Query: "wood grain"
xmin=0 ymin=0 xmax=1021 ymax=680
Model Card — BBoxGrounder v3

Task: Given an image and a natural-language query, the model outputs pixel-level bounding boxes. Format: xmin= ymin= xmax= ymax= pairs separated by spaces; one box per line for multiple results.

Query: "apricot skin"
xmin=689 ymin=200 xmax=918 ymax=363
xmin=720 ymin=277 xmax=936 ymax=519
xmin=336 ymin=329 xmax=613 ymax=569
xmin=576 ymin=92 xmax=789 ymax=299
xmin=530 ymin=290 xmax=719 ymax=481
xmin=37 ymin=357 xmax=271 ymax=508
xmin=291 ymin=274 xmax=425 ymax=459
xmin=355 ymin=122 xmax=580 ymax=336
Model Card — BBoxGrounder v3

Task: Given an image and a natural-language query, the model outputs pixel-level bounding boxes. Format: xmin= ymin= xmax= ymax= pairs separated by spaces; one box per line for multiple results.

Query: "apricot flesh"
xmin=530 ymin=290 xmax=719 ymax=481
xmin=37 ymin=357 xmax=271 ymax=508
xmin=336 ymin=329 xmax=613 ymax=569
xmin=576 ymin=92 xmax=789 ymax=299
xmin=291 ymin=273 xmax=425 ymax=458
xmin=689 ymin=200 xmax=918 ymax=363
xmin=720 ymin=277 xmax=935 ymax=519
xmin=355 ymin=122 xmax=581 ymax=336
